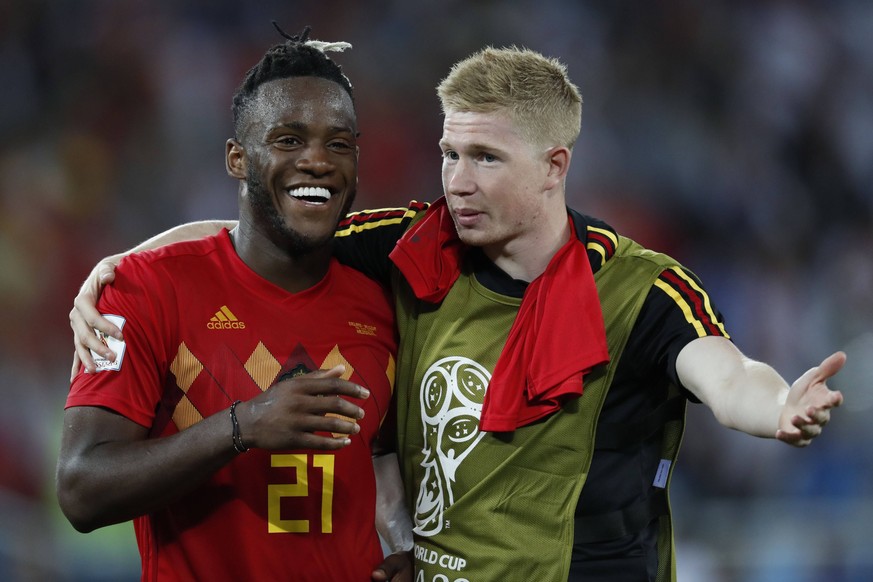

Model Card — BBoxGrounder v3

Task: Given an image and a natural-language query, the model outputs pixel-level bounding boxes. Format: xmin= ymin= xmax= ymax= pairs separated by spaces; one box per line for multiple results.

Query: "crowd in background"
xmin=1 ymin=1 xmax=870 ymax=580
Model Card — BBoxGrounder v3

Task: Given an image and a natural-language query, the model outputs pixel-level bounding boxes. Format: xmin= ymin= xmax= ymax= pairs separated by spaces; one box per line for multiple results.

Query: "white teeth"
xmin=288 ymin=187 xmax=331 ymax=203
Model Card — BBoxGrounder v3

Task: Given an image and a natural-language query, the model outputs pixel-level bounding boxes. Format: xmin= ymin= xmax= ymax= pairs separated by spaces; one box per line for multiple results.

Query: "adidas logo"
xmin=207 ymin=305 xmax=246 ymax=330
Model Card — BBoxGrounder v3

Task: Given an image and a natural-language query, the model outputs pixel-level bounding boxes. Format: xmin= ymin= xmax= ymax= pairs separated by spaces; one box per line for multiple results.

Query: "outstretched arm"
xmin=70 ymin=220 xmax=236 ymax=378
xmin=677 ymin=336 xmax=844 ymax=447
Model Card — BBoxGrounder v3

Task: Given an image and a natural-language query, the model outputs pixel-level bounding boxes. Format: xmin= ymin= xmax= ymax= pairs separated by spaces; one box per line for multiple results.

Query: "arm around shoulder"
xmin=70 ymin=220 xmax=238 ymax=377
xmin=132 ymin=220 xmax=237 ymax=253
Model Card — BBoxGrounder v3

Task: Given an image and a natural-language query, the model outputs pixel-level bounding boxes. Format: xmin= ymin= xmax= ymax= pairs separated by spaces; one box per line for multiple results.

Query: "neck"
xmin=229 ymin=223 xmax=332 ymax=293
xmin=486 ymin=206 xmax=571 ymax=282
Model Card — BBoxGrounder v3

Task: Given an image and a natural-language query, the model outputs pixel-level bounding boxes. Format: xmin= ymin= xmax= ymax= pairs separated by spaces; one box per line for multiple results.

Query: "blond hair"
xmin=437 ymin=46 xmax=582 ymax=149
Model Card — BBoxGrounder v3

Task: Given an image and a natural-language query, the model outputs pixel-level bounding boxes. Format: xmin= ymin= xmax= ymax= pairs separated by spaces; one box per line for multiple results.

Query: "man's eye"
xmin=277 ymin=137 xmax=301 ymax=146
xmin=442 ymin=151 xmax=458 ymax=161
xmin=481 ymin=153 xmax=497 ymax=163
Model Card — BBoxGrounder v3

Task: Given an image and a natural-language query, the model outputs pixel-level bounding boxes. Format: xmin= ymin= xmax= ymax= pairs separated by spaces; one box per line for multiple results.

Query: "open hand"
xmin=776 ymin=351 xmax=845 ymax=447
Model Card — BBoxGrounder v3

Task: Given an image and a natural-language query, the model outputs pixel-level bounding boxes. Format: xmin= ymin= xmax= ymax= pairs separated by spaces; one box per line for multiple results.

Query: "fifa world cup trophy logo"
xmin=413 ymin=356 xmax=489 ymax=537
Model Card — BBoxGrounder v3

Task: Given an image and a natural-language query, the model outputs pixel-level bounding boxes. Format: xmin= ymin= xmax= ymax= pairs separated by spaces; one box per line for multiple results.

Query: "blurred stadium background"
xmin=1 ymin=1 xmax=871 ymax=580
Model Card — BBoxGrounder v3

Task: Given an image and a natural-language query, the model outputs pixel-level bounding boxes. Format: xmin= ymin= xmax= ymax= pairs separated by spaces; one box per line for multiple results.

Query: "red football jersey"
xmin=67 ymin=231 xmax=397 ymax=582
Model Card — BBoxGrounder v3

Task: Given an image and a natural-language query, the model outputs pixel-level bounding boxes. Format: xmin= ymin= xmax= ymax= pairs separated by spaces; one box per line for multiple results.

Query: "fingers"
xmin=72 ymin=297 xmax=123 ymax=342
xmin=793 ymin=414 xmax=823 ymax=437
xmin=248 ymin=412 xmax=360 ymax=452
xmin=70 ymin=309 xmax=99 ymax=374
xmin=70 ymin=259 xmax=123 ymax=375
xmin=805 ymin=397 xmax=844 ymax=424
xmin=777 ymin=384 xmax=844 ymax=448
xmin=371 ymin=551 xmax=413 ymax=582
xmin=776 ymin=428 xmax=808 ymax=447
xmin=815 ymin=351 xmax=847 ymax=382
xmin=70 ymin=352 xmax=82 ymax=383
xmin=291 ymin=431 xmax=358 ymax=451
xmin=309 ymin=364 xmax=346 ymax=379
xmin=815 ymin=387 xmax=845 ymax=410
xmin=789 ymin=353 xmax=846 ymax=419
xmin=70 ymin=307 xmax=116 ymax=374
xmin=244 ymin=367 xmax=373 ymax=451
xmin=290 ymin=395 xmax=366 ymax=437
xmin=296 ymin=376 xmax=370 ymax=433
xmin=795 ymin=392 xmax=843 ymax=432
xmin=278 ymin=365 xmax=371 ymax=401
xmin=95 ymin=260 xmax=117 ymax=286
xmin=73 ymin=260 xmax=123 ymax=341
xmin=777 ymin=412 xmax=827 ymax=447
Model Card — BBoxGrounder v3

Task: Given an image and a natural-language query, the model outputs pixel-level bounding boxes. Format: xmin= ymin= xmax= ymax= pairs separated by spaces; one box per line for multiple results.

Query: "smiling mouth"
xmin=287 ymin=186 xmax=332 ymax=205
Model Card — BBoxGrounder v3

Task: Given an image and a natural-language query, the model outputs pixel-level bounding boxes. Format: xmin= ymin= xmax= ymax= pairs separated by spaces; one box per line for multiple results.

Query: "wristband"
xmin=229 ymin=400 xmax=248 ymax=453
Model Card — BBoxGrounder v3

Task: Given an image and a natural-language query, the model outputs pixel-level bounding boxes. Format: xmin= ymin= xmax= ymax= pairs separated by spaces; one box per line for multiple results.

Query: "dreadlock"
xmin=231 ymin=23 xmax=354 ymax=137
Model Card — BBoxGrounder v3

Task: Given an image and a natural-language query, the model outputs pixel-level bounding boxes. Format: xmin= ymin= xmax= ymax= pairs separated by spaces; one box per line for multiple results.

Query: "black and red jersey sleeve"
xmin=624 ymin=266 xmax=731 ymax=399
xmin=333 ymin=201 xmax=430 ymax=285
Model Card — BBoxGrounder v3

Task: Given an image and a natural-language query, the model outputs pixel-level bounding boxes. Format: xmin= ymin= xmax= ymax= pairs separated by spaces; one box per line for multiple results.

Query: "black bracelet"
xmin=229 ymin=400 xmax=248 ymax=453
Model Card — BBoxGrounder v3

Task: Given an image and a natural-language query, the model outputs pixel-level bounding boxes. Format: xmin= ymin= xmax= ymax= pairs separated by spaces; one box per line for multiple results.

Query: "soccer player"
xmin=57 ymin=27 xmax=412 ymax=582
xmin=70 ymin=47 xmax=844 ymax=581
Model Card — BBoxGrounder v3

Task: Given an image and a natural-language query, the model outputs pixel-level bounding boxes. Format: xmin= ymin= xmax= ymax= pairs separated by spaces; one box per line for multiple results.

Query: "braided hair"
xmin=231 ymin=23 xmax=354 ymax=137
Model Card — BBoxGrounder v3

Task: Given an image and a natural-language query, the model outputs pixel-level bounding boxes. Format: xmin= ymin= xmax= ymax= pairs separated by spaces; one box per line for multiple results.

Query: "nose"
xmin=444 ymin=157 xmax=474 ymax=197
xmin=296 ymin=145 xmax=334 ymax=177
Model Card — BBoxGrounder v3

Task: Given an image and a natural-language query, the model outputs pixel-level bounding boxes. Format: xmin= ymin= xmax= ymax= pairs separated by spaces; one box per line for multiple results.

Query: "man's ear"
xmin=543 ymin=146 xmax=571 ymax=191
xmin=226 ymin=139 xmax=246 ymax=179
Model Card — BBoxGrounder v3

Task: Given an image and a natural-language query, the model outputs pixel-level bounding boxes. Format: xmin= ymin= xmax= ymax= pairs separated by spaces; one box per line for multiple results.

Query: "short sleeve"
xmin=623 ymin=266 xmax=731 ymax=397
xmin=66 ymin=256 xmax=172 ymax=427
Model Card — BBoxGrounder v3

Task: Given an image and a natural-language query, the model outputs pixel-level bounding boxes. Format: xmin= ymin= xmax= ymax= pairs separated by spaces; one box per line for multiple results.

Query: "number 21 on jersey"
xmin=268 ymin=453 xmax=335 ymax=533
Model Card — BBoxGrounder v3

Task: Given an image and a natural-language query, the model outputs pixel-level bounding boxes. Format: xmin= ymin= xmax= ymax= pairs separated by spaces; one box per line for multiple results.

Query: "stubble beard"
xmin=245 ymin=169 xmax=356 ymax=258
